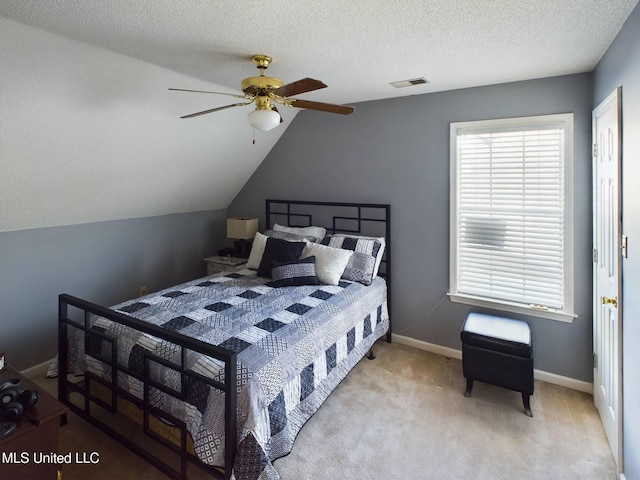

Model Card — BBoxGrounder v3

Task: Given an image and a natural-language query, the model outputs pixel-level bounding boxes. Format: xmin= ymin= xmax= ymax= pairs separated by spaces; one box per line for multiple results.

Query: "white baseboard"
xmin=533 ymin=369 xmax=593 ymax=394
xmin=393 ymin=334 xmax=463 ymax=360
xmin=392 ymin=334 xmax=593 ymax=394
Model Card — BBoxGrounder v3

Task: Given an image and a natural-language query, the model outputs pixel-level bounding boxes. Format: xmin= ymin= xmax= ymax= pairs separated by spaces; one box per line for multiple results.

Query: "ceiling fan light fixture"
xmin=248 ymin=108 xmax=281 ymax=132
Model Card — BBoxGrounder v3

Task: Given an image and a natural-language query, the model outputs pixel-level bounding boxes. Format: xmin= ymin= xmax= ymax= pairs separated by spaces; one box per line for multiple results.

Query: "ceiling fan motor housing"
xmin=241 ymin=76 xmax=283 ymax=97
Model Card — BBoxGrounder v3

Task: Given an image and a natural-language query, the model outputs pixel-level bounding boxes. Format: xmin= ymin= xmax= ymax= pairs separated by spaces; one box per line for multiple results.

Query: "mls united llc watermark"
xmin=2 ymin=451 xmax=100 ymax=465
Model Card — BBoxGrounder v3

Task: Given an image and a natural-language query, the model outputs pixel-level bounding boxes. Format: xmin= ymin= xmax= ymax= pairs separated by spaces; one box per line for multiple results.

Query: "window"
xmin=449 ymin=114 xmax=575 ymax=322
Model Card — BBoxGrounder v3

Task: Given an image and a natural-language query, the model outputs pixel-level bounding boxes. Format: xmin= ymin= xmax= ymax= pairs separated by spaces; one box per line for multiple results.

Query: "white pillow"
xmin=273 ymin=223 xmax=326 ymax=242
xmin=300 ymin=242 xmax=353 ymax=285
xmin=246 ymin=232 xmax=268 ymax=270
xmin=333 ymin=234 xmax=386 ymax=277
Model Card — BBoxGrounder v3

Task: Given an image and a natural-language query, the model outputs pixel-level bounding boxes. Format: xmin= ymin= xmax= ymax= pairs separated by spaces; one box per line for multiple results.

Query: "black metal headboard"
xmin=266 ymin=199 xmax=391 ymax=341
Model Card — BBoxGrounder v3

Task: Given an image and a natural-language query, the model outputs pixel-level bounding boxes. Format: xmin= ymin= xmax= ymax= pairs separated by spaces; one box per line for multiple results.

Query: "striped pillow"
xmin=321 ymin=235 xmax=382 ymax=285
xmin=267 ymin=256 xmax=320 ymax=287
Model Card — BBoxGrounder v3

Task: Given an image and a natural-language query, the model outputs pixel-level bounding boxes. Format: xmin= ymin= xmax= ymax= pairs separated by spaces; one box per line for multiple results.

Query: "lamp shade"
xmin=248 ymin=108 xmax=280 ymax=132
xmin=227 ymin=217 xmax=259 ymax=240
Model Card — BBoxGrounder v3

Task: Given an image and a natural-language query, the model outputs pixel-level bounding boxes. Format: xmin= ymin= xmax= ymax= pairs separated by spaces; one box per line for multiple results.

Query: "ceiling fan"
xmin=169 ymin=55 xmax=355 ymax=132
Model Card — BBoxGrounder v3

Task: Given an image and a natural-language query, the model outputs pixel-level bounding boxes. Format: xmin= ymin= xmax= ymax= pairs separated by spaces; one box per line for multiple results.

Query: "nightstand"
xmin=204 ymin=256 xmax=247 ymax=275
xmin=0 ymin=366 xmax=68 ymax=480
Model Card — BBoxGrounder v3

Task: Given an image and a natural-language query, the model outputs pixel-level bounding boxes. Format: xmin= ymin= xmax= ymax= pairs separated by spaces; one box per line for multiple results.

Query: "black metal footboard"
xmin=58 ymin=294 xmax=238 ymax=480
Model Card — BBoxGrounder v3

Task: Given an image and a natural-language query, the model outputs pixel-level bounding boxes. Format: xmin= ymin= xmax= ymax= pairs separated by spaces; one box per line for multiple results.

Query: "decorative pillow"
xmin=247 ymin=232 xmax=268 ymax=270
xmin=264 ymin=229 xmax=317 ymax=243
xmin=330 ymin=234 xmax=386 ymax=278
xmin=300 ymin=242 xmax=353 ymax=285
xmin=247 ymin=231 xmax=317 ymax=270
xmin=322 ymin=235 xmax=383 ymax=285
xmin=267 ymin=256 xmax=319 ymax=288
xmin=273 ymin=223 xmax=326 ymax=242
xmin=257 ymin=237 xmax=306 ymax=278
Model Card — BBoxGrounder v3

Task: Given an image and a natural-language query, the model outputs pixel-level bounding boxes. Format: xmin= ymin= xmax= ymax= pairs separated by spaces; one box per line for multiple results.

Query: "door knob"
xmin=602 ymin=296 xmax=618 ymax=308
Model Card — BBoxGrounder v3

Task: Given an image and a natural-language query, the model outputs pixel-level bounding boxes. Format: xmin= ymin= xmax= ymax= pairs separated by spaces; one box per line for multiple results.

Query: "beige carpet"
xmin=32 ymin=341 xmax=616 ymax=480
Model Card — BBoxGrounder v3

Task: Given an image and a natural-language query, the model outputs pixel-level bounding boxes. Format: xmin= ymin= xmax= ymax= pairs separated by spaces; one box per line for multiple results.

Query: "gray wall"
xmin=593 ymin=3 xmax=640 ymax=478
xmin=0 ymin=209 xmax=227 ymax=370
xmin=230 ymin=73 xmax=595 ymax=382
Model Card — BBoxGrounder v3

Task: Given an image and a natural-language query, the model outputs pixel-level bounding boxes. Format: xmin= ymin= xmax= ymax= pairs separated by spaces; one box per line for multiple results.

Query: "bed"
xmin=57 ymin=199 xmax=391 ymax=480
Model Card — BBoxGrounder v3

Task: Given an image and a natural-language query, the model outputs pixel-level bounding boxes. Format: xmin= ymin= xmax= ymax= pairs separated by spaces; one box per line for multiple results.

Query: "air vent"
xmin=390 ymin=77 xmax=430 ymax=88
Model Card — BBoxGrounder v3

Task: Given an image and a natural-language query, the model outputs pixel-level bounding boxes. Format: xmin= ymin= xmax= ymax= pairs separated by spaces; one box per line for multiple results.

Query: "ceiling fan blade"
xmin=273 ymin=78 xmax=327 ymax=98
xmin=290 ymin=99 xmax=354 ymax=115
xmin=180 ymin=102 xmax=252 ymax=119
xmin=169 ymin=88 xmax=246 ymax=99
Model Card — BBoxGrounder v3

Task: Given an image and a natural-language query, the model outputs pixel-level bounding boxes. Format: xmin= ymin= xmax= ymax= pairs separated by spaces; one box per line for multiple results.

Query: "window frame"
xmin=448 ymin=113 xmax=576 ymax=322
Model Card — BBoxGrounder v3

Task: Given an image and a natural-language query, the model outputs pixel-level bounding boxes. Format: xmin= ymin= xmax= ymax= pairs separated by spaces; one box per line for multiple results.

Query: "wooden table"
xmin=0 ymin=366 xmax=68 ymax=479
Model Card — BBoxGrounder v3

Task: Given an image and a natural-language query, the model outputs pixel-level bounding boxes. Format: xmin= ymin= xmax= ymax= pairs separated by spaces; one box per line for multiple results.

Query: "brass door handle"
xmin=602 ymin=296 xmax=618 ymax=308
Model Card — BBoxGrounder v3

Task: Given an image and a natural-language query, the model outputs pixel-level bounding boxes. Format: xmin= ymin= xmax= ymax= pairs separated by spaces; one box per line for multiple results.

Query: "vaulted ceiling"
xmin=1 ymin=1 xmax=638 ymax=231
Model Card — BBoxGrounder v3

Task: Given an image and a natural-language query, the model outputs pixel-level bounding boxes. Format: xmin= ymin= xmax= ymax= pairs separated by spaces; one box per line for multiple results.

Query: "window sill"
xmin=448 ymin=293 xmax=577 ymax=323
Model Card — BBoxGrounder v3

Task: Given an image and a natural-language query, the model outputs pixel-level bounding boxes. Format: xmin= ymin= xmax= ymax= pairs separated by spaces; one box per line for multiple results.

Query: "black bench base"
xmin=461 ymin=313 xmax=534 ymax=417
xmin=464 ymin=377 xmax=532 ymax=417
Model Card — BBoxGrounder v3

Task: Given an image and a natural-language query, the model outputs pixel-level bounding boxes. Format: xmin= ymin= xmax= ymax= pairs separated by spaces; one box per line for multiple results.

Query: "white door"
xmin=592 ymin=87 xmax=622 ymax=469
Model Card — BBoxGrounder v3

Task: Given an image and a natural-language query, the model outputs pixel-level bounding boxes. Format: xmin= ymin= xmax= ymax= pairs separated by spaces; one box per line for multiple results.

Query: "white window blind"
xmin=450 ymin=114 xmax=574 ymax=320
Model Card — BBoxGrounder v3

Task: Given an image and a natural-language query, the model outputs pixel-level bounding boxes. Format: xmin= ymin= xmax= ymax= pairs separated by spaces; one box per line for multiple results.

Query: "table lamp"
xmin=227 ymin=217 xmax=259 ymax=258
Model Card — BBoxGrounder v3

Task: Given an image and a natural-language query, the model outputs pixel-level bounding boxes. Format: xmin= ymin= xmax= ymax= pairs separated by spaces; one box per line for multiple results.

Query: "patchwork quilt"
xmin=69 ymin=268 xmax=389 ymax=480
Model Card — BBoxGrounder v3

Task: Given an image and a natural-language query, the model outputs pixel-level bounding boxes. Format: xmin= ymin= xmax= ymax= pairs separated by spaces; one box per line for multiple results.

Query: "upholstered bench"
xmin=461 ymin=312 xmax=534 ymax=417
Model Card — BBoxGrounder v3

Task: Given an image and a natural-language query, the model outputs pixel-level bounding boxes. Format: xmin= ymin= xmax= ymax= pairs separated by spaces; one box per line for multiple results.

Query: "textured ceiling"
xmin=1 ymin=0 xmax=638 ymax=107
